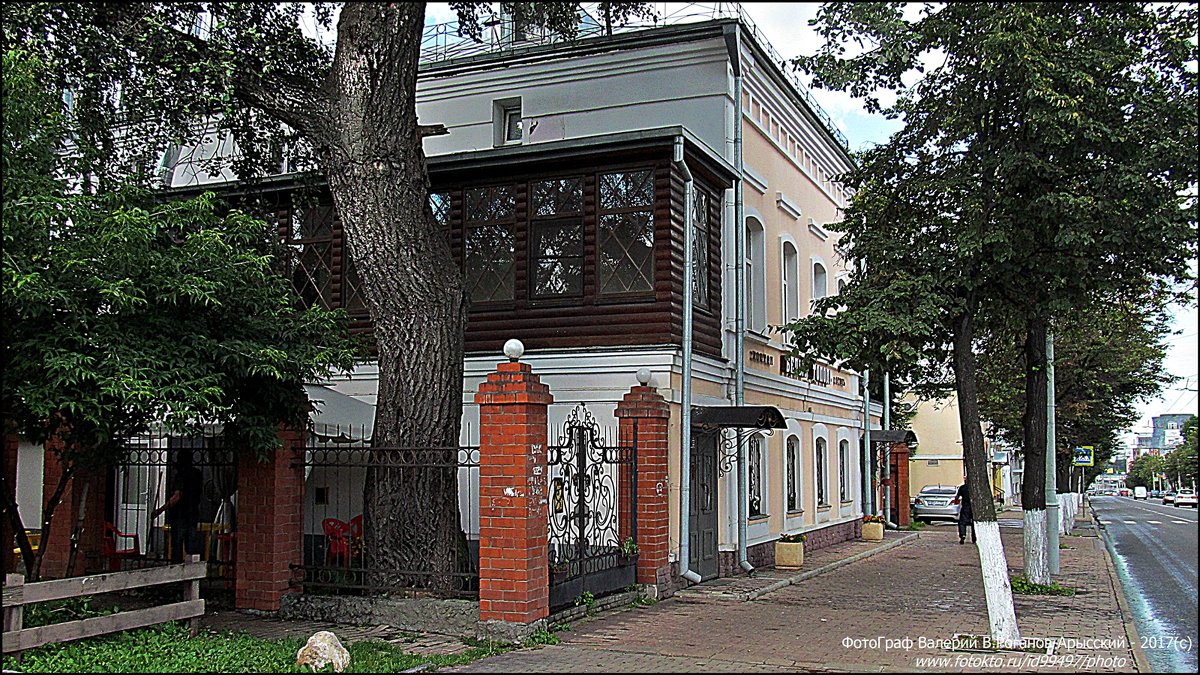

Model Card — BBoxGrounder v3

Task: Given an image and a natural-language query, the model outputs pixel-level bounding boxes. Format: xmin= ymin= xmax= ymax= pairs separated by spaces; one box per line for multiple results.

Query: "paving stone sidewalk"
xmin=447 ymin=519 xmax=1140 ymax=673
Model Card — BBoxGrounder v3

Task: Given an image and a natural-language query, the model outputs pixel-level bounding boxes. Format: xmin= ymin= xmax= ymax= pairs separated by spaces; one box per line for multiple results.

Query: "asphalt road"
xmin=1090 ymin=495 xmax=1198 ymax=673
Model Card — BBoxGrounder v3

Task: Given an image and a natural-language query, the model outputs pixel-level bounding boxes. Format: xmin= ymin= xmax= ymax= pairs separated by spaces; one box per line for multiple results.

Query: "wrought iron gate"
xmin=546 ymin=404 xmax=637 ymax=612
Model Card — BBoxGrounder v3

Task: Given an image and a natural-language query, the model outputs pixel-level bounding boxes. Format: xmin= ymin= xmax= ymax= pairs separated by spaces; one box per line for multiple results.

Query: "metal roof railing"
xmin=419 ymin=2 xmax=849 ymax=150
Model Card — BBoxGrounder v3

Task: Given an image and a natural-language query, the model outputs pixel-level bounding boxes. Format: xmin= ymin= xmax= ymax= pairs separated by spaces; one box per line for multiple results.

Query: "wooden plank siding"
xmin=216 ymin=141 xmax=730 ymax=360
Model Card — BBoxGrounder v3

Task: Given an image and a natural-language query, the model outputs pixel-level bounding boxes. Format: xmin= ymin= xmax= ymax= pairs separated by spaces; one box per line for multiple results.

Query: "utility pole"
xmin=1046 ymin=332 xmax=1060 ymax=576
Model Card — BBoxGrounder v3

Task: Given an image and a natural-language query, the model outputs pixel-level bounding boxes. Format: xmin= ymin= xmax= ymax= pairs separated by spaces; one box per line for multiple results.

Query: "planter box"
xmin=775 ymin=541 xmax=805 ymax=569
xmin=862 ymin=522 xmax=884 ymax=541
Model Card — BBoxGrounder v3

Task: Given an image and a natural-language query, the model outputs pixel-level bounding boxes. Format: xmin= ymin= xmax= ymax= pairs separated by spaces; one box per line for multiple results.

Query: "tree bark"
xmin=1021 ymin=315 xmax=1049 ymax=584
xmin=952 ymin=309 xmax=1021 ymax=646
xmin=323 ymin=2 xmax=471 ymax=591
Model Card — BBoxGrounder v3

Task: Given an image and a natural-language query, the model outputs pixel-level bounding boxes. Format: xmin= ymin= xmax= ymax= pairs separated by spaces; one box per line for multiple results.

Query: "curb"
xmin=1090 ymin=507 xmax=1152 ymax=673
xmin=746 ymin=533 xmax=920 ymax=601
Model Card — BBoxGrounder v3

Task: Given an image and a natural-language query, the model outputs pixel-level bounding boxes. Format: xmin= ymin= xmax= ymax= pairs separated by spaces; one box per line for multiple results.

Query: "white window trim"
xmin=807 ymin=217 xmax=829 ymax=241
xmin=779 ymin=234 xmax=800 ymax=327
xmin=811 ymin=256 xmax=829 ymax=304
xmin=776 ymin=191 xmax=802 ymax=220
xmin=743 ymin=164 xmax=769 ymax=194
xmin=746 ymin=216 xmax=768 ymax=334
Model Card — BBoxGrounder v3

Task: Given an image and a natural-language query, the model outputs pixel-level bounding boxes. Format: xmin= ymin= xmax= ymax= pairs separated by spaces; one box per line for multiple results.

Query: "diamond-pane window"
xmin=342 ymin=253 xmax=368 ymax=316
xmin=464 ymin=225 xmax=515 ymax=303
xmin=599 ymin=170 xmax=653 ymax=210
xmin=692 ymin=189 xmax=711 ymax=308
xmin=598 ymin=169 xmax=655 ymax=295
xmin=430 ymin=191 xmax=450 ymax=227
xmin=465 ymin=185 xmax=515 ymax=222
xmin=531 ymin=220 xmax=583 ymax=297
xmin=599 ymin=212 xmax=654 ymax=294
xmin=286 ymin=199 xmax=336 ymax=310
xmin=531 ymin=178 xmax=582 ymax=217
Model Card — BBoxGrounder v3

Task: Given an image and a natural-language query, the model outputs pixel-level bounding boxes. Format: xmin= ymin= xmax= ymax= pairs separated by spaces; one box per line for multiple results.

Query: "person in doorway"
xmin=957 ymin=481 xmax=976 ymax=545
xmin=151 ymin=451 xmax=204 ymax=563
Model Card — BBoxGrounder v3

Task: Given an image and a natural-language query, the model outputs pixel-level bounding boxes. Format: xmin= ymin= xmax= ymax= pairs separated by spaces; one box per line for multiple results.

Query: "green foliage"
xmin=1128 ymin=454 xmax=1167 ymax=490
xmin=17 ymin=622 xmax=512 ymax=673
xmin=903 ymin=521 xmax=926 ymax=531
xmin=24 ymin=596 xmax=118 ymax=629
xmin=1010 ymin=575 xmax=1077 ymax=597
xmin=1164 ymin=416 xmax=1198 ymax=489
xmin=977 ymin=289 xmax=1174 ymax=483
xmin=778 ymin=532 xmax=807 ymax=543
xmin=2 ymin=48 xmax=361 ymax=466
xmin=619 ymin=536 xmax=639 ymax=556
xmin=524 ymin=627 xmax=560 ymax=647
xmin=574 ymin=590 xmax=597 ymax=615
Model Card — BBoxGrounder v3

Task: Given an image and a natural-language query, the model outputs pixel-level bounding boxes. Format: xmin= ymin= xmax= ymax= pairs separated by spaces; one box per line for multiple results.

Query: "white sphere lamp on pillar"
xmin=636 ymin=368 xmax=652 ymax=386
xmin=503 ymin=339 xmax=525 ymax=362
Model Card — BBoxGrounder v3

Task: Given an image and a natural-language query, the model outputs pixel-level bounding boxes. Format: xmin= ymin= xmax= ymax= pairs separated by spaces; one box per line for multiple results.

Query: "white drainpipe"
xmin=730 ymin=27 xmax=753 ymax=575
xmin=674 ymin=136 xmax=701 ymax=584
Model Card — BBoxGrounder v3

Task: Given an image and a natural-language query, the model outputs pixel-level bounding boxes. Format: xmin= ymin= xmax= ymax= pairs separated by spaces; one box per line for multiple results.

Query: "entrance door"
xmin=689 ymin=430 xmax=719 ymax=580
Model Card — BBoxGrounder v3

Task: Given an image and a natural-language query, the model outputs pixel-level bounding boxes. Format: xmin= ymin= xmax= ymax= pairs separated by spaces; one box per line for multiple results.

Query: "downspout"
xmin=729 ymin=25 xmax=753 ymax=575
xmin=674 ymin=136 xmax=701 ymax=584
xmin=862 ymin=369 xmax=872 ymax=515
xmin=883 ymin=371 xmax=896 ymax=528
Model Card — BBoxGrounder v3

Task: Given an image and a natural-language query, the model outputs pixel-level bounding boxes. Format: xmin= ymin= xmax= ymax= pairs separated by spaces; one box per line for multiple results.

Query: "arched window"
xmin=839 ymin=439 xmax=850 ymax=502
xmin=746 ymin=218 xmax=766 ymax=333
xmin=815 ymin=436 xmax=828 ymax=507
xmin=812 ymin=261 xmax=828 ymax=304
xmin=782 ymin=241 xmax=799 ymax=326
xmin=749 ymin=435 xmax=765 ymax=517
xmin=786 ymin=435 xmax=801 ymax=512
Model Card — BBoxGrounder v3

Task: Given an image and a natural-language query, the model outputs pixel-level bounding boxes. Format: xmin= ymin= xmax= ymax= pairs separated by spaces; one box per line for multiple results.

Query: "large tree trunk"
xmin=1020 ymin=316 xmax=1049 ymax=584
xmin=952 ymin=311 xmax=1021 ymax=646
xmin=325 ymin=3 xmax=471 ymax=592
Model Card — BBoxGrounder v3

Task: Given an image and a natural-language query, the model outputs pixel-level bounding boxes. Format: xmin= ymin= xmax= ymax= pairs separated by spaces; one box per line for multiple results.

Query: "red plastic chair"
xmin=103 ymin=522 xmax=140 ymax=572
xmin=322 ymin=518 xmax=351 ymax=566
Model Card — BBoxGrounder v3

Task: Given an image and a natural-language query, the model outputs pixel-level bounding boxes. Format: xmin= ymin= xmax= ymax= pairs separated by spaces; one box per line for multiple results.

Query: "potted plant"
xmin=775 ymin=532 xmax=806 ymax=569
xmin=862 ymin=514 xmax=885 ymax=541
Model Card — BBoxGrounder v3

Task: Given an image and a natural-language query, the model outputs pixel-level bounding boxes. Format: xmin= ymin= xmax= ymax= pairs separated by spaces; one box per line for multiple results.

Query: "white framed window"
xmin=815 ymin=436 xmax=828 ymax=507
xmin=782 ymin=240 xmax=799 ymax=326
xmin=839 ymin=439 xmax=850 ymax=502
xmin=493 ymin=97 xmax=522 ymax=146
xmin=786 ymin=435 xmax=801 ymax=512
xmin=812 ymin=261 xmax=828 ymax=304
xmin=746 ymin=217 xmax=767 ymax=333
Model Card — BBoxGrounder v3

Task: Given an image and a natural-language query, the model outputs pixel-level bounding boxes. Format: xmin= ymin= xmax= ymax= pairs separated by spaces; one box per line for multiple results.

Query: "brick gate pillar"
xmin=614 ymin=373 xmax=671 ymax=589
xmin=892 ymin=442 xmax=911 ymax=527
xmin=474 ymin=341 xmax=552 ymax=631
xmin=235 ymin=426 xmax=304 ymax=611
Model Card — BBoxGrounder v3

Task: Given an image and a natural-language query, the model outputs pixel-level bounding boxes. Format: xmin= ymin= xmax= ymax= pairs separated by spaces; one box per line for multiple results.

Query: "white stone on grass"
xmin=296 ymin=630 xmax=351 ymax=673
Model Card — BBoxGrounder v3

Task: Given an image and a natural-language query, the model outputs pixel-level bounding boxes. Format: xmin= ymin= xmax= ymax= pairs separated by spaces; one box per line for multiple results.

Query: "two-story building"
xmin=132 ymin=4 xmax=881 ymax=586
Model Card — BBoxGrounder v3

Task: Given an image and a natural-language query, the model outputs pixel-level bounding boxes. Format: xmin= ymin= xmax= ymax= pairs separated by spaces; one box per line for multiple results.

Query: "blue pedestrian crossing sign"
xmin=1073 ymin=446 xmax=1094 ymax=467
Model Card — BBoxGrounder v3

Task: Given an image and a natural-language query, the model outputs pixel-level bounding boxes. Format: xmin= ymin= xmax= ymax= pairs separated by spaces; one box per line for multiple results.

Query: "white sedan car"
xmin=1174 ymin=489 xmax=1197 ymax=508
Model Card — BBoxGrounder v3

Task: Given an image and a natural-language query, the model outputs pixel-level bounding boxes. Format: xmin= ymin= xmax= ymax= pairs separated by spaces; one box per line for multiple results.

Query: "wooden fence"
xmin=2 ymin=554 xmax=205 ymax=656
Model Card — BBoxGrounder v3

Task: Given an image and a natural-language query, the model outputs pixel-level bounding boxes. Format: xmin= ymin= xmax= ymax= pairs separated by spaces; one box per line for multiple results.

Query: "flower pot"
xmin=775 ymin=541 xmax=805 ymax=569
xmin=862 ymin=522 xmax=884 ymax=541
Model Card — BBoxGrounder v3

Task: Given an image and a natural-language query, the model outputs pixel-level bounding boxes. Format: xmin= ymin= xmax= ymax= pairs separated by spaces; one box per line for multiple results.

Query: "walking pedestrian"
xmin=151 ymin=450 xmax=204 ymax=563
xmin=957 ymin=481 xmax=976 ymax=545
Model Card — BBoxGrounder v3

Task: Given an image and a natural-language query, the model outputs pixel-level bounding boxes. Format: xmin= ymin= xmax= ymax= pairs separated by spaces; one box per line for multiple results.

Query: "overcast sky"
xmin=422 ymin=2 xmax=1200 ymax=440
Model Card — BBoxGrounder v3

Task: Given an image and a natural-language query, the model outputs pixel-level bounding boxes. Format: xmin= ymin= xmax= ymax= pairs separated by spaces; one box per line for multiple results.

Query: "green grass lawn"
xmin=11 ymin=622 xmax=514 ymax=673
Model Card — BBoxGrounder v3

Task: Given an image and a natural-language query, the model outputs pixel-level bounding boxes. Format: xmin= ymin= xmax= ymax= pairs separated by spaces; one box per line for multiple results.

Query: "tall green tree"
xmin=977 ymin=288 xmax=1175 ymax=491
xmin=1 ymin=49 xmax=359 ymax=580
xmin=790 ymin=1 xmax=1196 ymax=642
xmin=1 ymin=2 xmax=652 ymax=587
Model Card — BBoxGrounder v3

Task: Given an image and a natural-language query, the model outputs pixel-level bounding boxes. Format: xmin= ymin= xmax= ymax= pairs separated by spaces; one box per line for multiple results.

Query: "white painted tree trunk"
xmin=1023 ymin=508 xmax=1050 ymax=584
xmin=975 ymin=521 xmax=1022 ymax=646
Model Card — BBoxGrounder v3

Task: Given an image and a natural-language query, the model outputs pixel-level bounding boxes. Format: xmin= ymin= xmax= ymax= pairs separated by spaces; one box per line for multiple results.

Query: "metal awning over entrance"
xmin=869 ymin=429 xmax=918 ymax=447
xmin=692 ymin=406 xmax=787 ymax=430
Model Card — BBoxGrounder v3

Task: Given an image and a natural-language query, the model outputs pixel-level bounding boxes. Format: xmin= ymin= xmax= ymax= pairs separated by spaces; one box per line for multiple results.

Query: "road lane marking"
xmin=1147 ymin=520 xmax=1162 ymax=524
xmin=1124 ymin=520 xmax=1137 ymax=524
xmin=1172 ymin=520 xmax=1189 ymax=524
